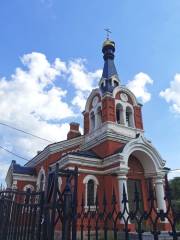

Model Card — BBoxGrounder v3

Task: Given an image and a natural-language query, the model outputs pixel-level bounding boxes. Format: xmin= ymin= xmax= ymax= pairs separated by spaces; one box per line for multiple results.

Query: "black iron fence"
xmin=0 ymin=166 xmax=180 ymax=240
xmin=0 ymin=188 xmax=44 ymax=240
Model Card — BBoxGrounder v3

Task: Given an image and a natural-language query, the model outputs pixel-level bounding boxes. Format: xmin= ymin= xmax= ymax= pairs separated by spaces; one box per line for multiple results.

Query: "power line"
xmin=0 ymin=122 xmax=53 ymax=143
xmin=0 ymin=145 xmax=29 ymax=161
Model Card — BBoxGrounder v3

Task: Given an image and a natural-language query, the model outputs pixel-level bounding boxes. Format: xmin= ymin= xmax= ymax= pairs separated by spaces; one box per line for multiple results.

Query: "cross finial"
xmin=104 ymin=28 xmax=112 ymax=40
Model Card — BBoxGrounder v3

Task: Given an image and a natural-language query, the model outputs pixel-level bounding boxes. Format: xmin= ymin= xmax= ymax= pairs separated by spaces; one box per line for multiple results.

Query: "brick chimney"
xmin=67 ymin=122 xmax=81 ymax=140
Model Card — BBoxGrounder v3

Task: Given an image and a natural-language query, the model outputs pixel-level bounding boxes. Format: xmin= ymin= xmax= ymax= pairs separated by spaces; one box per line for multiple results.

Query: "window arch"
xmin=83 ymin=175 xmax=99 ymax=208
xmin=126 ymin=106 xmax=134 ymax=127
xmin=58 ymin=176 xmax=62 ymax=192
xmin=37 ymin=167 xmax=46 ymax=191
xmin=96 ymin=106 xmax=102 ymax=129
xmin=23 ymin=184 xmax=34 ymax=192
xmin=90 ymin=111 xmax=95 ymax=131
xmin=116 ymin=103 xmax=124 ymax=124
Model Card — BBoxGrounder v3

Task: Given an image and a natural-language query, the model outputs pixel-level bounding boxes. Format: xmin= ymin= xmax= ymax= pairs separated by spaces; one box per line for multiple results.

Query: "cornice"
xmin=50 ymin=154 xmax=121 ymax=173
xmin=82 ymin=122 xmax=144 ymax=150
xmin=25 ymin=135 xmax=84 ymax=167
xmin=13 ymin=173 xmax=37 ymax=182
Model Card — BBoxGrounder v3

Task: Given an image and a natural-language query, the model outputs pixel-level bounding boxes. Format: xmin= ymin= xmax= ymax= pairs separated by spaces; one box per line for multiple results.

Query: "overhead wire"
xmin=0 ymin=122 xmax=54 ymax=143
xmin=0 ymin=145 xmax=29 ymax=161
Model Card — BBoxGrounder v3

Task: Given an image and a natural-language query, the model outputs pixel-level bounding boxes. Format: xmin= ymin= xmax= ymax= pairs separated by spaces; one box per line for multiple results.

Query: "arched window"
xmin=39 ymin=174 xmax=44 ymax=191
xmin=90 ymin=111 xmax=95 ymax=131
xmin=87 ymin=180 xmax=95 ymax=206
xmin=126 ymin=106 xmax=134 ymax=127
xmin=96 ymin=106 xmax=102 ymax=129
xmin=116 ymin=103 xmax=124 ymax=124
xmin=37 ymin=167 xmax=46 ymax=191
xmin=83 ymin=175 xmax=99 ymax=208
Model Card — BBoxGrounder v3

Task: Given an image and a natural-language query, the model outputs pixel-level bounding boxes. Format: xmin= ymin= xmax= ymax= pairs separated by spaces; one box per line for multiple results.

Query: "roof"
xmin=12 ymin=161 xmax=35 ymax=175
xmin=68 ymin=150 xmax=102 ymax=159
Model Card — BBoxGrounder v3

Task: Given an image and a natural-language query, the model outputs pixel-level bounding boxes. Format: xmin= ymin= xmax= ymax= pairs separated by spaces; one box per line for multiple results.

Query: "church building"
xmin=5 ymin=38 xmax=168 ymax=216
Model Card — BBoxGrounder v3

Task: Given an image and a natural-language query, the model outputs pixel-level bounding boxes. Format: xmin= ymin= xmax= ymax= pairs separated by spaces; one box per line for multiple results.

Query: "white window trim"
xmin=115 ymin=100 xmax=135 ymax=128
xmin=58 ymin=176 xmax=62 ymax=191
xmin=83 ymin=175 xmax=99 ymax=210
xmin=89 ymin=102 xmax=102 ymax=132
xmin=36 ymin=167 xmax=46 ymax=191
xmin=23 ymin=184 xmax=34 ymax=192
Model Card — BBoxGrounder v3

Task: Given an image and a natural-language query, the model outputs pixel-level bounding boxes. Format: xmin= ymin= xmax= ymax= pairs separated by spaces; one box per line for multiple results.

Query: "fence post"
xmin=62 ymin=177 xmax=72 ymax=240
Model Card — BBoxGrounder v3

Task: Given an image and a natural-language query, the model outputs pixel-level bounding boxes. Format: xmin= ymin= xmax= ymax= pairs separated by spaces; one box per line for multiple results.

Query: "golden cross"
xmin=104 ymin=28 xmax=112 ymax=39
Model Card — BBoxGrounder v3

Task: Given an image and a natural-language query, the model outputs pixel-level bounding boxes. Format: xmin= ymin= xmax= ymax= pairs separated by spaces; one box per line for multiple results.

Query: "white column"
xmin=154 ymin=177 xmax=166 ymax=212
xmin=117 ymin=174 xmax=129 ymax=222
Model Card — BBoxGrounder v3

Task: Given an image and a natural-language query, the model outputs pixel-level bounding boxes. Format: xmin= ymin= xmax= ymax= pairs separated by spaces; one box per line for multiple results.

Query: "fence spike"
xmin=103 ymin=190 xmax=107 ymax=207
xmin=95 ymin=192 xmax=99 ymax=208
xmin=111 ymin=187 xmax=117 ymax=205
xmin=122 ymin=183 xmax=128 ymax=204
xmin=134 ymin=182 xmax=140 ymax=210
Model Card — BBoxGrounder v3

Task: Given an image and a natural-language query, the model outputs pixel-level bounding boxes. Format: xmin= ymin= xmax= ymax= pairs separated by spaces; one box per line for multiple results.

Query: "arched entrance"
xmin=127 ymin=154 xmax=147 ymax=214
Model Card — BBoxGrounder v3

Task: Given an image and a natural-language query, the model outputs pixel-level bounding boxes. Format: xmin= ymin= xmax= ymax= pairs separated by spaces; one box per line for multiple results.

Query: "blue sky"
xmin=0 ymin=0 xmax=180 ymax=183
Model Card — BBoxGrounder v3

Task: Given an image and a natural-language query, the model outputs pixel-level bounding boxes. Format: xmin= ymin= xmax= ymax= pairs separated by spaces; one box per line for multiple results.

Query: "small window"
xmin=39 ymin=174 xmax=44 ymax=191
xmin=83 ymin=175 xmax=99 ymax=208
xmin=87 ymin=180 xmax=95 ymax=206
xmin=126 ymin=107 xmax=134 ymax=127
xmin=114 ymin=80 xmax=119 ymax=87
xmin=116 ymin=104 xmax=124 ymax=124
xmin=96 ymin=107 xmax=102 ymax=128
xmin=90 ymin=112 xmax=95 ymax=131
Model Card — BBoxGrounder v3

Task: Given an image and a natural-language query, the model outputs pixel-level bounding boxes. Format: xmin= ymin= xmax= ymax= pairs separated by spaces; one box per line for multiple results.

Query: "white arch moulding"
xmin=85 ymin=88 xmax=102 ymax=113
xmin=121 ymin=134 xmax=166 ymax=177
xmin=36 ymin=166 xmax=46 ymax=191
xmin=113 ymin=86 xmax=139 ymax=106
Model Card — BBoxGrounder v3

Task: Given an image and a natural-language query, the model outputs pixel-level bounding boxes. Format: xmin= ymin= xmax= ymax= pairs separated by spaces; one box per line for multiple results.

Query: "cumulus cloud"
xmin=0 ymin=52 xmax=102 ymax=184
xmin=160 ymin=74 xmax=180 ymax=114
xmin=67 ymin=59 xmax=102 ymax=111
xmin=68 ymin=59 xmax=102 ymax=91
xmin=127 ymin=72 xmax=153 ymax=104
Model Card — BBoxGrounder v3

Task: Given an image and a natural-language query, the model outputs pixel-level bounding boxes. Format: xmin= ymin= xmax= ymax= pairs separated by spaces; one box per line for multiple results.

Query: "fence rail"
xmin=0 ymin=167 xmax=180 ymax=240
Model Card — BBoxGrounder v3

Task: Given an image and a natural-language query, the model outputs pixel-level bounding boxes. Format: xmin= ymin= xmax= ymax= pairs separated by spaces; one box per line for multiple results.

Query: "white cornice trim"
xmin=50 ymin=154 xmax=121 ymax=172
xmin=82 ymin=122 xmax=144 ymax=150
xmin=25 ymin=135 xmax=84 ymax=167
xmin=66 ymin=166 xmax=120 ymax=175
xmin=13 ymin=173 xmax=37 ymax=182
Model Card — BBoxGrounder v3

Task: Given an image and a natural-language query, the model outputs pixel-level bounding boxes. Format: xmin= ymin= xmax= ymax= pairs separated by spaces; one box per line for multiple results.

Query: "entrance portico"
xmin=117 ymin=134 xmax=168 ymax=216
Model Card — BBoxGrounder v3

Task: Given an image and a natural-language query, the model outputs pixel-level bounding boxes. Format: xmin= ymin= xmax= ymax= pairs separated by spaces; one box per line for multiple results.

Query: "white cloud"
xmin=68 ymin=59 xmax=102 ymax=91
xmin=160 ymin=74 xmax=180 ymax=114
xmin=67 ymin=59 xmax=102 ymax=111
xmin=127 ymin=72 xmax=153 ymax=104
xmin=0 ymin=52 xmax=102 ymax=184
xmin=72 ymin=91 xmax=87 ymax=112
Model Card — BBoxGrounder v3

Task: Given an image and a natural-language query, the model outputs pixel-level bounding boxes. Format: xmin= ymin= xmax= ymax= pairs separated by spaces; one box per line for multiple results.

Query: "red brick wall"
xmin=134 ymin=106 xmax=143 ymax=130
xmin=102 ymin=97 xmax=116 ymax=122
xmin=35 ymin=145 xmax=81 ymax=175
xmin=92 ymin=140 xmax=124 ymax=158
xmin=17 ymin=180 xmax=36 ymax=191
